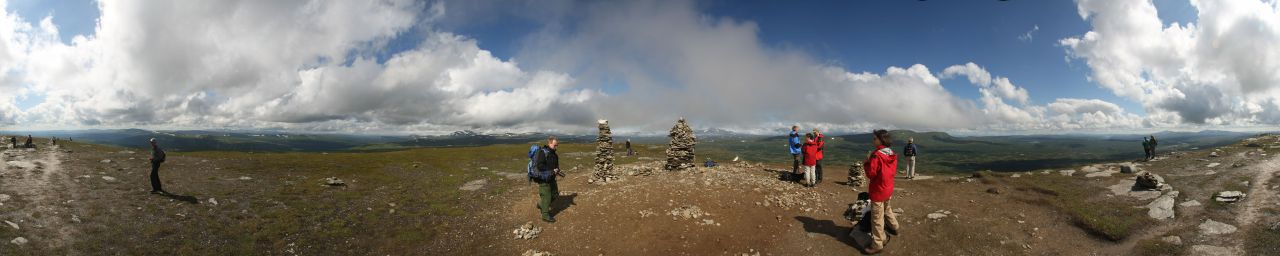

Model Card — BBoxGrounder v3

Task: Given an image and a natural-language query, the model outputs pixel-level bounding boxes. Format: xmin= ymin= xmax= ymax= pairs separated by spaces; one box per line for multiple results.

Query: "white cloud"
xmin=1018 ymin=24 xmax=1039 ymax=42
xmin=1062 ymin=0 xmax=1280 ymax=126
xmin=0 ymin=0 xmax=596 ymax=133
xmin=941 ymin=62 xmax=1031 ymax=105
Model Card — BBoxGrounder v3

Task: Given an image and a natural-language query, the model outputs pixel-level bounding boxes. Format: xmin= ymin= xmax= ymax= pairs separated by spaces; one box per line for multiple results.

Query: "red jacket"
xmin=813 ymin=135 xmax=825 ymax=161
xmin=801 ymin=138 xmax=819 ymax=166
xmin=864 ymin=145 xmax=898 ymax=202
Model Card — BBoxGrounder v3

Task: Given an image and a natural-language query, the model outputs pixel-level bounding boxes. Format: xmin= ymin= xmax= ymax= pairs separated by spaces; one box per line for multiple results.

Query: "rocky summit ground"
xmin=1 ymin=135 xmax=1279 ymax=255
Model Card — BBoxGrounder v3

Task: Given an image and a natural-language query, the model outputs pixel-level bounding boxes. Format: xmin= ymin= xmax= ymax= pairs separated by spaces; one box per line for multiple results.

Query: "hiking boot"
xmin=150 ymin=190 xmax=165 ymax=195
xmin=886 ymin=226 xmax=899 ymax=236
xmin=864 ymin=246 xmax=883 ymax=254
xmin=541 ymin=216 xmax=556 ymax=223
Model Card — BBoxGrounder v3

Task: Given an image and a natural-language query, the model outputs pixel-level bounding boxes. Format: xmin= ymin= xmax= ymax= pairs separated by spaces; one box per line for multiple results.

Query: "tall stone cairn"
xmin=664 ymin=118 xmax=697 ymax=171
xmin=848 ymin=162 xmax=867 ymax=188
xmin=591 ymin=120 xmax=618 ymax=184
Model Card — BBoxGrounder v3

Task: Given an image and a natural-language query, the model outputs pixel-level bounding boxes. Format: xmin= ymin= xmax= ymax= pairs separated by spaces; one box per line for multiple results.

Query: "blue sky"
xmin=1 ymin=0 xmax=1277 ymax=134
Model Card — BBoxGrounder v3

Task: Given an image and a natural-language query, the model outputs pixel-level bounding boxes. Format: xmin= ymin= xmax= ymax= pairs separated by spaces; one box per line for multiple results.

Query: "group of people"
xmin=787 ymin=126 xmax=904 ymax=253
xmin=8 ymin=135 xmax=35 ymax=149
xmin=521 ymin=127 xmax=906 ymax=252
xmin=1142 ymin=135 xmax=1159 ymax=161
xmin=789 ymin=126 xmax=826 ymax=187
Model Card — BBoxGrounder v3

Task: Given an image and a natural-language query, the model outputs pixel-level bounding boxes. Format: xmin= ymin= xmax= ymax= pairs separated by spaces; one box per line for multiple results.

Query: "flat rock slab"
xmin=1146 ymin=191 xmax=1178 ymax=220
xmin=459 ymin=179 xmax=487 ymax=191
xmin=1189 ymin=245 xmax=1242 ymax=256
xmin=1198 ymin=219 xmax=1237 ymax=235
xmin=1085 ymin=169 xmax=1118 ymax=178
xmin=1179 ymin=200 xmax=1202 ymax=207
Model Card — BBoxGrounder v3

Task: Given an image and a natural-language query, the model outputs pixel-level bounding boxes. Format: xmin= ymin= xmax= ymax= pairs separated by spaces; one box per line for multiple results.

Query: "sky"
xmin=0 ymin=0 xmax=1277 ymax=135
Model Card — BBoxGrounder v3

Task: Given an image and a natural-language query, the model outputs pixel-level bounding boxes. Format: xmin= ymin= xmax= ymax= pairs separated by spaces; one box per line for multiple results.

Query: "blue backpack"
xmin=527 ymin=145 xmax=549 ymax=181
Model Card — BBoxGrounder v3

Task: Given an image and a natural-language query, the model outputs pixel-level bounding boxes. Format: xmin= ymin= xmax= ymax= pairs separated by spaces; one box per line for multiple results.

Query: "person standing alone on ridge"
xmin=903 ymin=138 xmax=918 ymax=180
xmin=148 ymin=138 xmax=168 ymax=194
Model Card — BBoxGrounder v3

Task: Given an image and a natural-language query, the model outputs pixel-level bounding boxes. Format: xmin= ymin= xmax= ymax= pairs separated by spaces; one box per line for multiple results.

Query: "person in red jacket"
xmin=800 ymin=132 xmax=821 ymax=188
xmin=812 ymin=129 xmax=825 ymax=185
xmin=863 ymin=129 xmax=900 ymax=254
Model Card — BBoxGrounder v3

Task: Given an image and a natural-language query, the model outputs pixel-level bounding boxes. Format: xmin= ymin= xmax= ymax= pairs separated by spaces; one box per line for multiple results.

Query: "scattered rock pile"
xmin=847 ymin=163 xmax=866 ymax=188
xmin=619 ymin=161 xmax=660 ymax=176
xmin=513 ymin=222 xmax=542 ymax=240
xmin=590 ymin=120 xmax=618 ymax=184
xmin=522 ymin=249 xmax=553 ymax=256
xmin=664 ymin=118 xmax=697 ymax=171
xmin=669 ymin=205 xmax=708 ymax=220
xmin=1134 ymin=172 xmax=1165 ymax=190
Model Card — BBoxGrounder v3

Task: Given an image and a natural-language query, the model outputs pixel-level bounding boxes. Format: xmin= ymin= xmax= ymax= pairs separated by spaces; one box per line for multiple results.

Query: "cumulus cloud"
xmin=0 ymin=0 xmax=596 ymax=133
xmin=1062 ymin=0 xmax=1280 ymax=126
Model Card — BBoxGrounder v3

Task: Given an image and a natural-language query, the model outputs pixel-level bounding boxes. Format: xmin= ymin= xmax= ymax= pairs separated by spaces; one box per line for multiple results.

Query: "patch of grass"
xmin=1014 ymin=175 xmax=1153 ymax=241
xmin=1133 ymin=237 xmax=1185 ymax=256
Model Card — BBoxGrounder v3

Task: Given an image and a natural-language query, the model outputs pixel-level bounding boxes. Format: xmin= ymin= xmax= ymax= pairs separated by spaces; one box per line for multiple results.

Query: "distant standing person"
xmin=1149 ymin=135 xmax=1158 ymax=160
xmin=9 ymin=136 xmax=15 ymax=148
xmin=903 ymin=138 xmax=919 ymax=180
xmin=812 ymin=129 xmax=825 ymax=185
xmin=788 ymin=126 xmax=803 ymax=179
xmin=625 ymin=139 xmax=634 ymax=156
xmin=532 ymin=136 xmax=564 ymax=223
xmin=148 ymin=138 xmax=167 ymax=194
xmin=801 ymin=133 xmax=821 ymax=188
xmin=863 ymin=129 xmax=900 ymax=254
xmin=1146 ymin=138 xmax=1157 ymax=160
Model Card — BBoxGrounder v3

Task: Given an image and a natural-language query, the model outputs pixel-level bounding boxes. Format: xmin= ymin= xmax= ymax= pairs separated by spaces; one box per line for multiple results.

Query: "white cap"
xmin=149 ymin=138 xmax=156 ymax=143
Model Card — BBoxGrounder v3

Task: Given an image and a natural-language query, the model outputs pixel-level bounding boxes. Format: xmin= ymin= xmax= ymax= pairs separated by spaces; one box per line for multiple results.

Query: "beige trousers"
xmin=869 ymin=199 xmax=900 ymax=249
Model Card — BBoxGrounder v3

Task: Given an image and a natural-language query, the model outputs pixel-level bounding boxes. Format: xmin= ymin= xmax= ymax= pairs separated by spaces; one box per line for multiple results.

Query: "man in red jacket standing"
xmin=863 ymin=129 xmax=900 ymax=254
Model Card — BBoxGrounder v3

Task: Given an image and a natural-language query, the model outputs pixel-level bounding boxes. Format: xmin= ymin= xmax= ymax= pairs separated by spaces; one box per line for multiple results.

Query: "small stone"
xmin=100 ymin=159 xmax=112 ymax=164
xmin=1179 ymin=200 xmax=1201 ymax=207
xmin=1206 ymin=163 xmax=1221 ymax=168
xmin=101 ymin=176 xmax=117 ymax=182
xmin=986 ymin=188 xmax=1003 ymax=195
xmin=323 ymin=177 xmax=346 ymax=186
xmin=1161 ymin=236 xmax=1182 ymax=245
xmin=208 ymin=198 xmax=218 ymax=205
xmin=4 ymin=220 xmax=18 ymax=230
xmin=10 ymin=237 xmax=27 ymax=245
xmin=239 ymin=176 xmax=252 ymax=180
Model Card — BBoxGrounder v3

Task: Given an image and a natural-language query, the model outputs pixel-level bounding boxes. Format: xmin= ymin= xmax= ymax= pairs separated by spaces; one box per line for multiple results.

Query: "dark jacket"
xmin=533 ymin=146 xmax=559 ymax=182
xmin=904 ymin=143 xmax=918 ymax=156
xmin=152 ymin=146 xmax=166 ymax=164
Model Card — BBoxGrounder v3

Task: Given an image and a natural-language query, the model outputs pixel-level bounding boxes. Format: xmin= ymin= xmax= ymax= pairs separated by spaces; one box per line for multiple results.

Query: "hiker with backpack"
xmin=148 ymin=138 xmax=168 ymax=194
xmin=862 ymin=129 xmax=900 ymax=254
xmin=529 ymin=136 xmax=564 ymax=223
xmin=903 ymin=138 xmax=919 ymax=179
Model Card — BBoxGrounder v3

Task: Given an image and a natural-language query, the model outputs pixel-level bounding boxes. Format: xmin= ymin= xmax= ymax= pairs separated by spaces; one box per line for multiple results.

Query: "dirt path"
xmin=1 ymin=145 xmax=81 ymax=254
xmin=1233 ymin=153 xmax=1280 ymax=252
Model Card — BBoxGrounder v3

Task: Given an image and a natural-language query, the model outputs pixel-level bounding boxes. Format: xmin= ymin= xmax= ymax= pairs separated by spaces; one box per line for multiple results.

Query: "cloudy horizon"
xmin=0 ymin=0 xmax=1278 ymax=136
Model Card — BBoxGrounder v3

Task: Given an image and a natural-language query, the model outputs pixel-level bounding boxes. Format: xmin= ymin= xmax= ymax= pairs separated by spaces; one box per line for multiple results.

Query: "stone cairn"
xmin=590 ymin=120 xmax=618 ymax=184
xmin=664 ymin=118 xmax=697 ymax=171
xmin=848 ymin=162 xmax=867 ymax=188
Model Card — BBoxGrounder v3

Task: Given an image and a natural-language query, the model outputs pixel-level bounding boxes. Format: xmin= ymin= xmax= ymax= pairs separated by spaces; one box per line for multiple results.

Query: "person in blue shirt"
xmin=788 ymin=125 xmax=803 ymax=178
